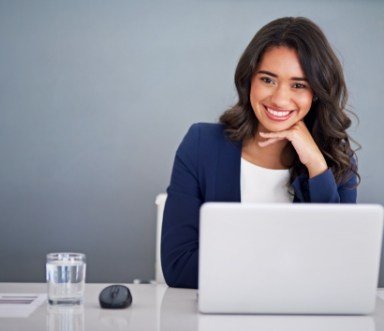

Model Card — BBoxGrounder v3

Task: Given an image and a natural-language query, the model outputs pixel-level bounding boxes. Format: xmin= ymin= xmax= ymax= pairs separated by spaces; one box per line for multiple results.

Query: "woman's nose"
xmin=270 ymin=85 xmax=292 ymax=108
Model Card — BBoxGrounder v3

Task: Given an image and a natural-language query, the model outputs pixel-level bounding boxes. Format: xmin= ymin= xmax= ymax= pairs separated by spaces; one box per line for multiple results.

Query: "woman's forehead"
xmin=257 ymin=46 xmax=306 ymax=78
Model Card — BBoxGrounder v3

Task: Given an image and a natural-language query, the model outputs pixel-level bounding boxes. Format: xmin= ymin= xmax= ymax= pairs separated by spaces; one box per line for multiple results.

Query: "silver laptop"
xmin=198 ymin=203 xmax=383 ymax=314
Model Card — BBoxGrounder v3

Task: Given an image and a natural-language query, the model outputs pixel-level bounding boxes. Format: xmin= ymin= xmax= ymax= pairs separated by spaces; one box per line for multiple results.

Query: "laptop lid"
xmin=198 ymin=203 xmax=383 ymax=314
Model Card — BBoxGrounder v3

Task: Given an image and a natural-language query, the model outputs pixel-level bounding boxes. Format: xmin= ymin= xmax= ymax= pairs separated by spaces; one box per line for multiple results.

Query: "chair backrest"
xmin=155 ymin=193 xmax=167 ymax=283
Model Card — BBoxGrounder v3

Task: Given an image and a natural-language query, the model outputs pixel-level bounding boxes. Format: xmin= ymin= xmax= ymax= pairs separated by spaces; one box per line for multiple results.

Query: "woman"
xmin=161 ymin=17 xmax=360 ymax=289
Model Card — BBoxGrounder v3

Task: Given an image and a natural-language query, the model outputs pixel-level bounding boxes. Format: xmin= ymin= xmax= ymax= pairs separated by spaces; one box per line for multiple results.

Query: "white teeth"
xmin=266 ymin=107 xmax=291 ymax=117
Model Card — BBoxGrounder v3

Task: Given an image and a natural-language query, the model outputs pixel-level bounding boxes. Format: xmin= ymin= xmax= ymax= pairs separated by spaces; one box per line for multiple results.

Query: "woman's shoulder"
xmin=185 ymin=122 xmax=227 ymax=142
xmin=181 ymin=122 xmax=240 ymax=158
xmin=178 ymin=122 xmax=229 ymax=157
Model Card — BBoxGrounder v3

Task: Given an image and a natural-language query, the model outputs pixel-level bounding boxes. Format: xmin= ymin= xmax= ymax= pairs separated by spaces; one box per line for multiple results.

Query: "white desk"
xmin=1 ymin=283 xmax=384 ymax=331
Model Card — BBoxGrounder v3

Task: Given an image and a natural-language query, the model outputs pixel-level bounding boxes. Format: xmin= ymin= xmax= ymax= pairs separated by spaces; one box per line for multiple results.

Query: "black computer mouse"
xmin=99 ymin=285 xmax=132 ymax=309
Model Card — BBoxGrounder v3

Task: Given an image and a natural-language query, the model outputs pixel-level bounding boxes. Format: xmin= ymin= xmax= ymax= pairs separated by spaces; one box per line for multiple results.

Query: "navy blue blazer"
xmin=161 ymin=123 xmax=357 ymax=289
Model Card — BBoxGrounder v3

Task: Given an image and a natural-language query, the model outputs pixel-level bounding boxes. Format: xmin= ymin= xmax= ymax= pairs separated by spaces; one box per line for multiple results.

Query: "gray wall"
xmin=1 ymin=0 xmax=384 ymax=285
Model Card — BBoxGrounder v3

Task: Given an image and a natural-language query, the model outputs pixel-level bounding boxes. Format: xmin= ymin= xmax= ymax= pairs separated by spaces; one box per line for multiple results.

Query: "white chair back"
xmin=155 ymin=193 xmax=167 ymax=283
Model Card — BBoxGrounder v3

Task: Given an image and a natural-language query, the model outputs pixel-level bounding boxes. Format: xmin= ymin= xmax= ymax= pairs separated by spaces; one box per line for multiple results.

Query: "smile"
xmin=264 ymin=106 xmax=295 ymax=121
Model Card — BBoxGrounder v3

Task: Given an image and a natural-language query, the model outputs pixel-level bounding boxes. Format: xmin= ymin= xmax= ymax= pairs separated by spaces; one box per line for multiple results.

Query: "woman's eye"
xmin=292 ymin=82 xmax=307 ymax=89
xmin=260 ymin=77 xmax=274 ymax=85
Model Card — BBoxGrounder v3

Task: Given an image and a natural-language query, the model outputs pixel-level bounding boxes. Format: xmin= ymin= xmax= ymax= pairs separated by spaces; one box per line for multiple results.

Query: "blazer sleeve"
xmin=292 ymin=168 xmax=357 ymax=203
xmin=161 ymin=124 xmax=202 ymax=289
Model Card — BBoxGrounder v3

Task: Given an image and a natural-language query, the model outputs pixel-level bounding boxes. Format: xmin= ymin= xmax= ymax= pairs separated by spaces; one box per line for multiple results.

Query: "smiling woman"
xmin=220 ymin=17 xmax=359 ymax=186
xmin=246 ymin=46 xmax=328 ymax=178
xmin=161 ymin=17 xmax=360 ymax=289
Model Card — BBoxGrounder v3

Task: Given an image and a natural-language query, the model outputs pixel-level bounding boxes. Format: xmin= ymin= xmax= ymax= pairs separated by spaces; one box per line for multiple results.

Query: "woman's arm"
xmin=161 ymin=124 xmax=202 ymax=289
xmin=259 ymin=120 xmax=357 ymax=203
xmin=292 ymin=168 xmax=357 ymax=203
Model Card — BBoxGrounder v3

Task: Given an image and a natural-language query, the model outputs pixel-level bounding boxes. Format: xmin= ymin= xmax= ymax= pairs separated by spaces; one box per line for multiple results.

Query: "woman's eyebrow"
xmin=257 ymin=70 xmax=308 ymax=81
xmin=257 ymin=70 xmax=278 ymax=77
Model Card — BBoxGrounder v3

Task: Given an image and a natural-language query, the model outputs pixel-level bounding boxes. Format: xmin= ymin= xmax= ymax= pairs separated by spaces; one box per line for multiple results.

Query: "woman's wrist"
xmin=307 ymin=157 xmax=328 ymax=178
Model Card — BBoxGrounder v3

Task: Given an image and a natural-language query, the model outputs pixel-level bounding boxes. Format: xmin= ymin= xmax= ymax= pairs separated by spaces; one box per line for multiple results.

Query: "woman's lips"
xmin=264 ymin=106 xmax=295 ymax=121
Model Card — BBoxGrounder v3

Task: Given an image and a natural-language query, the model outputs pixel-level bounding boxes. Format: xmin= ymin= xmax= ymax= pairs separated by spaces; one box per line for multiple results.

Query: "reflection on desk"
xmin=47 ymin=305 xmax=84 ymax=331
xmin=160 ymin=287 xmax=375 ymax=331
xmin=198 ymin=313 xmax=374 ymax=331
xmin=0 ymin=283 xmax=383 ymax=331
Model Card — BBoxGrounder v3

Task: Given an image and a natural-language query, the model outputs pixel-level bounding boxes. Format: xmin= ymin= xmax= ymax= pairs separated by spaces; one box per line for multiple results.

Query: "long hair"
xmin=220 ymin=16 xmax=360 ymax=186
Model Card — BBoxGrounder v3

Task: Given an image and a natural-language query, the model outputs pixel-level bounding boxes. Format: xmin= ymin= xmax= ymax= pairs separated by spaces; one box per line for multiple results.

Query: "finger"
xmin=259 ymin=131 xmax=290 ymax=140
xmin=258 ymin=137 xmax=285 ymax=147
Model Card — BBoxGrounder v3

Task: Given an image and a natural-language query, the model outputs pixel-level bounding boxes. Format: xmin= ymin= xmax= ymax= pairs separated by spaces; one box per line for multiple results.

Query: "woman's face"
xmin=250 ymin=46 xmax=314 ymax=133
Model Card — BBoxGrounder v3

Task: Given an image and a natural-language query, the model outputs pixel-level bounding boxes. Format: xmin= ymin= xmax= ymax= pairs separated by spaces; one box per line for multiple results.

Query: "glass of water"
xmin=46 ymin=253 xmax=86 ymax=305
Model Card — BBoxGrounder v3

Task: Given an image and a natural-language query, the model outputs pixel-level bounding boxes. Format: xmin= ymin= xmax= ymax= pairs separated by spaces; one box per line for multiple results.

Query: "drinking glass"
xmin=46 ymin=253 xmax=86 ymax=305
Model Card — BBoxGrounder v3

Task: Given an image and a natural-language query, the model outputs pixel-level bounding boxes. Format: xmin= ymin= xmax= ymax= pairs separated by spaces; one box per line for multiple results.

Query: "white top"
xmin=240 ymin=157 xmax=292 ymax=203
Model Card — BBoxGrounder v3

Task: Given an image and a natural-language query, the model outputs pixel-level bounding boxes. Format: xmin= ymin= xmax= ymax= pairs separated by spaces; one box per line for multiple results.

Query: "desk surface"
xmin=0 ymin=283 xmax=384 ymax=331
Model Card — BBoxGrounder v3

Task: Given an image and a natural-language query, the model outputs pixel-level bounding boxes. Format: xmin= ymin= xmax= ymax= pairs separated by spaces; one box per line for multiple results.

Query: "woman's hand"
xmin=259 ymin=121 xmax=328 ymax=178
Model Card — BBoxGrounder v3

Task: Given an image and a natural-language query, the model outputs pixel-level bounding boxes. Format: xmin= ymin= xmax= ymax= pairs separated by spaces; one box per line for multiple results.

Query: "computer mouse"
xmin=99 ymin=285 xmax=132 ymax=309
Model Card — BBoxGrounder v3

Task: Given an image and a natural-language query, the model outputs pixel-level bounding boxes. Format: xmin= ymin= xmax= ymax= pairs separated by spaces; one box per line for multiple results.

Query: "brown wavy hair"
xmin=220 ymin=16 xmax=360 ymax=186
